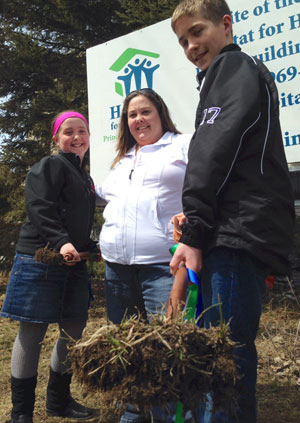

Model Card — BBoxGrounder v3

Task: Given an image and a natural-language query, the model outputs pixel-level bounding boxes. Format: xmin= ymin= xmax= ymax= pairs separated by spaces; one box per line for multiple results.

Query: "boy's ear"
xmin=223 ymin=14 xmax=233 ymax=36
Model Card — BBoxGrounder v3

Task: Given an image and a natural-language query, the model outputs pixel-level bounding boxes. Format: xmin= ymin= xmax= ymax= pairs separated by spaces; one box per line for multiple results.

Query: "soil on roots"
xmin=69 ymin=314 xmax=239 ymax=419
xmin=34 ymin=247 xmax=64 ymax=265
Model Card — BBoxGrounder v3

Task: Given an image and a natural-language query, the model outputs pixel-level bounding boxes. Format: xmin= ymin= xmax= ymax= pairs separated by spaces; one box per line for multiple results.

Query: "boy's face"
xmin=174 ymin=13 xmax=232 ymax=71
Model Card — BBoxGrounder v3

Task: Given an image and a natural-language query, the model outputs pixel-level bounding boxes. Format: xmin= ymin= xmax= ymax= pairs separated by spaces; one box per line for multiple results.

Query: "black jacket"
xmin=16 ymin=151 xmax=96 ymax=255
xmin=180 ymin=44 xmax=295 ymax=275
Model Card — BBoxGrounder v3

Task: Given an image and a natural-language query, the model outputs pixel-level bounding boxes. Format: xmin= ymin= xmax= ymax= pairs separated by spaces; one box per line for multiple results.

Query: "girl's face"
xmin=127 ymin=95 xmax=164 ymax=147
xmin=52 ymin=117 xmax=89 ymax=161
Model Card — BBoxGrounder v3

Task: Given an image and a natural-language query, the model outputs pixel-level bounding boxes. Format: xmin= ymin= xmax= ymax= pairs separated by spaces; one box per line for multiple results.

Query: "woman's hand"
xmin=171 ymin=212 xmax=186 ymax=226
xmin=166 ymin=263 xmax=187 ymax=319
xmin=171 ymin=213 xmax=186 ymax=243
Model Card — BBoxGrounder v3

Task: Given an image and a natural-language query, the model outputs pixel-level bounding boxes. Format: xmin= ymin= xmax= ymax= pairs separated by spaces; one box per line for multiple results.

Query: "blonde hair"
xmin=171 ymin=0 xmax=231 ymax=31
xmin=112 ymin=89 xmax=180 ymax=167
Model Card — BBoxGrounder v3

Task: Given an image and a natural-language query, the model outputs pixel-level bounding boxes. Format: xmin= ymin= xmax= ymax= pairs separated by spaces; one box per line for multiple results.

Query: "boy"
xmin=170 ymin=1 xmax=295 ymax=422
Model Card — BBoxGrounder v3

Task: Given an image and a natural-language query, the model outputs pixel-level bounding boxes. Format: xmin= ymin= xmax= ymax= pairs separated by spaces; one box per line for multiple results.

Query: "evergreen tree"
xmin=0 ymin=160 xmax=24 ymax=272
xmin=0 ymin=0 xmax=128 ymax=154
xmin=117 ymin=0 xmax=180 ymax=29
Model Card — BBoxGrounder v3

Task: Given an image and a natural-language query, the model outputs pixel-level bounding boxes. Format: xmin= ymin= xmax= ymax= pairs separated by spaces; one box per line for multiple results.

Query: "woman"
xmin=96 ymin=89 xmax=192 ymax=423
xmin=96 ymin=89 xmax=191 ymax=323
xmin=1 ymin=111 xmax=97 ymax=423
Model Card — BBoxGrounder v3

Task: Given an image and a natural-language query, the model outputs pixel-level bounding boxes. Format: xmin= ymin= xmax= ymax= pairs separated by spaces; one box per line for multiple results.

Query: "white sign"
xmin=87 ymin=0 xmax=300 ymax=185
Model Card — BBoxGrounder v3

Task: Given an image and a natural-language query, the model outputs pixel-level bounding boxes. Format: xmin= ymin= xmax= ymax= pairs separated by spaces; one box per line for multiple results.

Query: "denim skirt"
xmin=0 ymin=252 xmax=90 ymax=323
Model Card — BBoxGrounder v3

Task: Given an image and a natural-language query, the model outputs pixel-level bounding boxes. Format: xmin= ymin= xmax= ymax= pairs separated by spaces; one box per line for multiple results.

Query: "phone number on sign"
xmin=270 ymin=66 xmax=299 ymax=84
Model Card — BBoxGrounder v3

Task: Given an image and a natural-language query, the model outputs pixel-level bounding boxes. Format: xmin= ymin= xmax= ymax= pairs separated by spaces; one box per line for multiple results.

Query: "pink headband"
xmin=53 ymin=111 xmax=89 ymax=136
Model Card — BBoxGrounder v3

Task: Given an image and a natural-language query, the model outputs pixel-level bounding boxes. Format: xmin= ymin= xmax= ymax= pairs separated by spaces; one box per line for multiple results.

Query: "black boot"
xmin=46 ymin=368 xmax=97 ymax=420
xmin=10 ymin=374 xmax=37 ymax=423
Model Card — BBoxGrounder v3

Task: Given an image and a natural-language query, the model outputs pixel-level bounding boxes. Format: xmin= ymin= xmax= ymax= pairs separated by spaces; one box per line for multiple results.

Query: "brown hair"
xmin=171 ymin=0 xmax=231 ymax=31
xmin=112 ymin=89 xmax=180 ymax=167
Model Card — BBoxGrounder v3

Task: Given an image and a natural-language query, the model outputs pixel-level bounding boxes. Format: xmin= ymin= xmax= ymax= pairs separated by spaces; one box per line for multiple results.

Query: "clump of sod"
xmin=35 ymin=246 xmax=65 ymax=265
xmin=69 ymin=312 xmax=239 ymax=418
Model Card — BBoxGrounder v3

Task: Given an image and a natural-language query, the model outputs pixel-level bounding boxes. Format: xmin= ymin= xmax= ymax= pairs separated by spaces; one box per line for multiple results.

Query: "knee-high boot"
xmin=46 ymin=368 xmax=97 ymax=420
xmin=11 ymin=375 xmax=37 ymax=423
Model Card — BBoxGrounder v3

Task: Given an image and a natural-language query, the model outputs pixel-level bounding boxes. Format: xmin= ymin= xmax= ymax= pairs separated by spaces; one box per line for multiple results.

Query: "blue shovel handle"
xmin=170 ymin=245 xmax=202 ymax=422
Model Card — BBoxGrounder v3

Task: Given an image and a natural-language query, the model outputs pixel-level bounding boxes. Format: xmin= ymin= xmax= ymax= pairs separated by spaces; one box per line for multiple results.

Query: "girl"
xmin=1 ymin=111 xmax=97 ymax=423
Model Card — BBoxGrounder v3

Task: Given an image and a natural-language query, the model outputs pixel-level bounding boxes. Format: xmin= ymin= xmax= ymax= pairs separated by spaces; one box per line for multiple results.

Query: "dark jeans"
xmin=196 ymin=247 xmax=266 ymax=423
xmin=105 ymin=261 xmax=186 ymax=423
xmin=105 ymin=261 xmax=174 ymax=323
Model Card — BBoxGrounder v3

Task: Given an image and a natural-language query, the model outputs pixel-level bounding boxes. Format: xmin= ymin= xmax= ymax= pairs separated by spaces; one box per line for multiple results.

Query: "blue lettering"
xmin=284 ymin=131 xmax=300 ymax=147
xmin=289 ymin=13 xmax=300 ymax=30
xmin=110 ymin=121 xmax=119 ymax=130
xmin=110 ymin=105 xmax=121 ymax=119
xmin=258 ymin=22 xmax=284 ymax=39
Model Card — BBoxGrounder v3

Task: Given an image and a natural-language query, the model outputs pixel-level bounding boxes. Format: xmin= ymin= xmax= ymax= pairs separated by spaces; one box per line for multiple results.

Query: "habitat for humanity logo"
xmin=109 ymin=48 xmax=160 ymax=97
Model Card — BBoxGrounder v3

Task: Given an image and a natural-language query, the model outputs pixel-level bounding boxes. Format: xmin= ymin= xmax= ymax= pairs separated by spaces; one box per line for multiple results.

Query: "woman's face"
xmin=127 ymin=95 xmax=164 ymax=147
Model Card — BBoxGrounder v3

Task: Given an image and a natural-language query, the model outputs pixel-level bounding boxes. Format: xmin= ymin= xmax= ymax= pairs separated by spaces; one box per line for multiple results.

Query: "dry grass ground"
xmin=0 ymin=273 xmax=299 ymax=423
xmin=256 ymin=291 xmax=300 ymax=423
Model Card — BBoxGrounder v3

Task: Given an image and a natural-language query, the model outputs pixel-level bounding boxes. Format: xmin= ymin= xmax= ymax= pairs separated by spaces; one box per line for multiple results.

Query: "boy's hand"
xmin=60 ymin=242 xmax=81 ymax=266
xmin=170 ymin=243 xmax=202 ymax=274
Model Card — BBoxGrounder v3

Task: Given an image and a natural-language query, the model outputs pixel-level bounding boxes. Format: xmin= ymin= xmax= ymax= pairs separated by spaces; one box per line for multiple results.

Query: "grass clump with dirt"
xmin=69 ymin=312 xmax=238 ymax=419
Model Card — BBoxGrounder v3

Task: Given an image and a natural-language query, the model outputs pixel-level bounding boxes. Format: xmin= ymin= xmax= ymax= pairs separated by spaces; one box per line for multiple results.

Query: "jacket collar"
xmin=126 ymin=131 xmax=173 ymax=157
xmin=58 ymin=150 xmax=87 ymax=168
xmin=196 ymin=43 xmax=241 ymax=86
